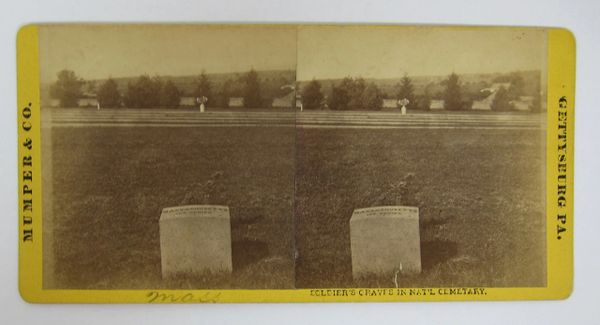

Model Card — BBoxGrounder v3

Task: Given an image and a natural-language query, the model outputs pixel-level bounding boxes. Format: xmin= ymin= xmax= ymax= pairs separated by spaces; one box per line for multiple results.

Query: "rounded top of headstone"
xmin=350 ymin=206 xmax=419 ymax=221
xmin=160 ymin=205 xmax=230 ymax=221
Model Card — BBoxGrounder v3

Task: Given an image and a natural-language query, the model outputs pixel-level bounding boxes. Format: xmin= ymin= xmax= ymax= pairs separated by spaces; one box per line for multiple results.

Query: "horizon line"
xmin=42 ymin=68 xmax=541 ymax=85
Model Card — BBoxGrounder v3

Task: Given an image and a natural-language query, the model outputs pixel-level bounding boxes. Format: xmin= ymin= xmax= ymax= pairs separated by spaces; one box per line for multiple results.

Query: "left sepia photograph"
xmin=39 ymin=25 xmax=298 ymax=289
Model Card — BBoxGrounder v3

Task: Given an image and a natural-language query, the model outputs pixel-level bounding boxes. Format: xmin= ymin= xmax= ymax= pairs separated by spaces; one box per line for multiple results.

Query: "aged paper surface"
xmin=17 ymin=24 xmax=574 ymax=302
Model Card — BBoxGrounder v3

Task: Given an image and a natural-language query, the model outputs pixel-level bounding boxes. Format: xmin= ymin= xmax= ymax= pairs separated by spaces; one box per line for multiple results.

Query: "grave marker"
xmin=350 ymin=206 xmax=421 ymax=279
xmin=399 ymin=98 xmax=409 ymax=115
xmin=160 ymin=205 xmax=232 ymax=278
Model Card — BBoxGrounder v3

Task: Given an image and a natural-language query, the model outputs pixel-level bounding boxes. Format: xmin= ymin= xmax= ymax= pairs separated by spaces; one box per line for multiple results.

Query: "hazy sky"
xmin=296 ymin=26 xmax=547 ymax=80
xmin=39 ymin=25 xmax=297 ymax=82
xmin=39 ymin=25 xmax=546 ymax=83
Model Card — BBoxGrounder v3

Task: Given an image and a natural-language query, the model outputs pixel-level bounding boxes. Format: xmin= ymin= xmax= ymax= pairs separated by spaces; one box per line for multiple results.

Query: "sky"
xmin=296 ymin=26 xmax=547 ymax=80
xmin=39 ymin=25 xmax=547 ymax=83
xmin=39 ymin=24 xmax=297 ymax=83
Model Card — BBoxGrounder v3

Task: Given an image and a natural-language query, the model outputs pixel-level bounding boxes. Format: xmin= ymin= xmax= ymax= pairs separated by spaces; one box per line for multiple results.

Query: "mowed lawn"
xmin=47 ymin=124 xmax=547 ymax=289
xmin=48 ymin=127 xmax=296 ymax=289
xmin=295 ymin=128 xmax=547 ymax=288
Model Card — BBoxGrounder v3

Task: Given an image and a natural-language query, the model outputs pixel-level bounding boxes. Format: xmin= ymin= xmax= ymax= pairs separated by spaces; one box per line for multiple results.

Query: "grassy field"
xmin=295 ymin=128 xmax=546 ymax=288
xmin=46 ymin=125 xmax=546 ymax=289
xmin=47 ymin=127 xmax=296 ymax=289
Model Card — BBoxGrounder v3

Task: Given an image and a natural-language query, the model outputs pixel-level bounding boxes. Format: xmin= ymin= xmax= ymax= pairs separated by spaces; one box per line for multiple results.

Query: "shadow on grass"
xmin=230 ymin=207 xmax=265 ymax=225
xmin=232 ymin=239 xmax=269 ymax=270
xmin=420 ymin=240 xmax=458 ymax=270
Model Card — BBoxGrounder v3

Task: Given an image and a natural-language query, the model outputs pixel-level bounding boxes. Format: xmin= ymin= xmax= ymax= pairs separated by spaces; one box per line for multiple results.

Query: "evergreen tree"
xmin=50 ymin=69 xmax=84 ymax=107
xmin=506 ymin=72 xmax=525 ymax=100
xmin=418 ymin=83 xmax=432 ymax=111
xmin=85 ymin=81 xmax=96 ymax=94
xmin=218 ymin=79 xmax=233 ymax=107
xmin=301 ymin=79 xmax=324 ymax=110
xmin=335 ymin=77 xmax=368 ymax=109
xmin=361 ymin=83 xmax=383 ymax=110
xmin=397 ymin=74 xmax=415 ymax=109
xmin=243 ymin=68 xmax=262 ymax=108
xmin=444 ymin=73 xmax=463 ymax=110
xmin=328 ymin=84 xmax=350 ymax=110
xmin=347 ymin=77 xmax=366 ymax=109
xmin=124 ymin=75 xmax=163 ymax=108
xmin=195 ymin=71 xmax=212 ymax=106
xmin=160 ymin=80 xmax=181 ymax=107
xmin=491 ymin=87 xmax=512 ymax=111
xmin=531 ymin=77 xmax=542 ymax=113
xmin=97 ymin=78 xmax=121 ymax=108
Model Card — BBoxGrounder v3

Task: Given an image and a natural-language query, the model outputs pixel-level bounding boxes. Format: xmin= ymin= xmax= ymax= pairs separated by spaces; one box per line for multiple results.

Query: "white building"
xmin=77 ymin=95 xmax=99 ymax=108
xmin=511 ymin=96 xmax=535 ymax=111
xmin=471 ymin=93 xmax=497 ymax=110
xmin=272 ymin=91 xmax=295 ymax=108
xmin=49 ymin=98 xmax=60 ymax=108
xmin=228 ymin=97 xmax=244 ymax=108
xmin=429 ymin=99 xmax=445 ymax=110
xmin=179 ymin=96 xmax=197 ymax=107
xmin=472 ymin=83 xmax=511 ymax=111
xmin=382 ymin=99 xmax=399 ymax=109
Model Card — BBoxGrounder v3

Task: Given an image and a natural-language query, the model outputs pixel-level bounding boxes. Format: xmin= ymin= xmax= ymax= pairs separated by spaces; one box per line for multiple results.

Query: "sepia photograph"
xmin=39 ymin=24 xmax=298 ymax=289
xmin=294 ymin=26 xmax=548 ymax=288
xmin=5 ymin=0 xmax=596 ymax=320
xmin=38 ymin=24 xmax=547 ymax=291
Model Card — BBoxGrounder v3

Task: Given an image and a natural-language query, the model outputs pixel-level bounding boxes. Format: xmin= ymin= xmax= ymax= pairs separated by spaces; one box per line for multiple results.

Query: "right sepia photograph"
xmin=293 ymin=26 xmax=548 ymax=288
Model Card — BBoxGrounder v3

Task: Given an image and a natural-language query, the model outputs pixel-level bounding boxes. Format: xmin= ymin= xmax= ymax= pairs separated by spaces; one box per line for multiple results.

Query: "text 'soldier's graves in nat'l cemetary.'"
xmin=159 ymin=205 xmax=233 ymax=278
xmin=350 ymin=206 xmax=422 ymax=279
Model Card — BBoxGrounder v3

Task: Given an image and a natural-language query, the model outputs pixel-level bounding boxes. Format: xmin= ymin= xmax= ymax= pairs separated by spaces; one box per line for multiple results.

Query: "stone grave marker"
xmin=350 ymin=206 xmax=421 ymax=279
xmin=160 ymin=205 xmax=232 ymax=278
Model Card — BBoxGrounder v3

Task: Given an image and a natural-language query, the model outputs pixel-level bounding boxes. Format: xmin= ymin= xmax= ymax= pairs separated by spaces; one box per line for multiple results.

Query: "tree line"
xmin=49 ymin=68 xmax=267 ymax=109
xmin=301 ymin=72 xmax=541 ymax=112
xmin=50 ymin=68 xmax=541 ymax=111
xmin=302 ymin=75 xmax=440 ymax=110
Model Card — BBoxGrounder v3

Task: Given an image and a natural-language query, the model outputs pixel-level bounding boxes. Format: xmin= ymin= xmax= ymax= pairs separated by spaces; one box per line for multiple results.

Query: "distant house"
xmin=429 ymin=99 xmax=445 ymax=110
xmin=382 ymin=99 xmax=399 ymax=109
xmin=179 ymin=96 xmax=197 ymax=107
xmin=510 ymin=95 xmax=534 ymax=111
xmin=472 ymin=83 xmax=511 ymax=111
xmin=228 ymin=97 xmax=244 ymax=108
xmin=48 ymin=95 xmax=98 ymax=108
xmin=272 ymin=91 xmax=295 ymax=108
xmin=480 ymin=83 xmax=511 ymax=93
xmin=77 ymin=94 xmax=99 ymax=108
xmin=472 ymin=93 xmax=496 ymax=110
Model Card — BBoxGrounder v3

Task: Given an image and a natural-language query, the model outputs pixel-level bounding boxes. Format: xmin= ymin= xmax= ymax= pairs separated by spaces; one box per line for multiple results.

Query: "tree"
xmin=397 ymin=74 xmax=415 ymax=109
xmin=531 ymin=77 xmax=543 ymax=113
xmin=491 ymin=87 xmax=512 ymax=111
xmin=301 ymin=79 xmax=324 ymax=110
xmin=361 ymin=83 xmax=383 ymax=110
xmin=494 ymin=72 xmax=524 ymax=100
xmin=85 ymin=81 xmax=96 ymax=94
xmin=218 ymin=78 xmax=234 ymax=107
xmin=123 ymin=75 xmax=163 ymax=108
xmin=328 ymin=84 xmax=350 ymax=110
xmin=49 ymin=69 xmax=84 ymax=107
xmin=160 ymin=80 xmax=181 ymax=107
xmin=333 ymin=77 xmax=369 ymax=109
xmin=243 ymin=68 xmax=262 ymax=108
xmin=194 ymin=71 xmax=212 ymax=106
xmin=347 ymin=77 xmax=366 ymax=109
xmin=444 ymin=72 xmax=463 ymax=110
xmin=97 ymin=78 xmax=121 ymax=108
xmin=418 ymin=83 xmax=433 ymax=111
